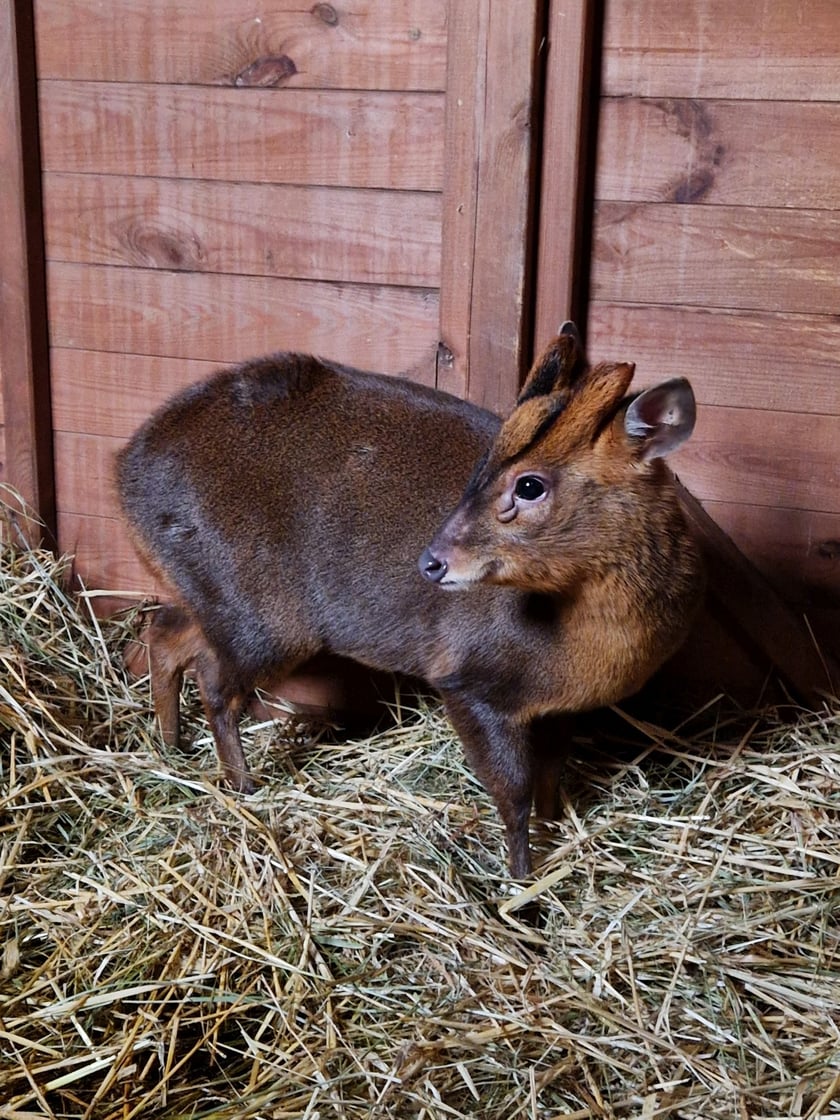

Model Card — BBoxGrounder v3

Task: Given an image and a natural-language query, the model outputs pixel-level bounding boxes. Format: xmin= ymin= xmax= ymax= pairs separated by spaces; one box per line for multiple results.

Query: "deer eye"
xmin=513 ymin=475 xmax=546 ymax=502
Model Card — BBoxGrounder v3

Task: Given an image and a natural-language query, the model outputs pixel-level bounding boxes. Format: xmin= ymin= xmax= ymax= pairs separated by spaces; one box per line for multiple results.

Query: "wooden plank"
xmin=703 ymin=500 xmax=840 ymax=610
xmin=436 ymin=0 xmax=486 ymax=399
xmin=38 ymin=81 xmax=444 ymax=191
xmin=57 ymin=510 xmax=159 ymax=598
xmin=52 ymin=342 xmax=469 ymax=442
xmin=50 ymin=350 xmax=220 ymax=439
xmin=0 ymin=0 xmax=54 ymax=538
xmin=587 ymin=303 xmax=840 ymax=416
xmin=43 ymin=173 xmax=442 ymax=287
xmin=603 ymin=0 xmax=840 ymax=102
xmin=54 ymin=432 xmax=123 ymax=522
xmin=533 ymin=0 xmax=595 ymax=351
xmin=675 ymin=480 xmax=837 ymax=706
xmin=670 ymin=404 xmax=840 ymax=517
xmin=592 ymin=202 xmax=840 ymax=316
xmin=46 ymin=263 xmax=440 ymax=378
xmin=596 ymin=98 xmax=840 ymax=209
xmin=34 ymin=0 xmax=448 ymax=91
xmin=468 ymin=2 xmax=542 ymax=412
xmin=438 ymin=1 xmax=542 ymax=411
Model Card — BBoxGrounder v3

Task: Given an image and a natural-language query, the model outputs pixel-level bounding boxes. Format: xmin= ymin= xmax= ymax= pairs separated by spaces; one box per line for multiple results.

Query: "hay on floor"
xmin=1 ymin=500 xmax=839 ymax=1120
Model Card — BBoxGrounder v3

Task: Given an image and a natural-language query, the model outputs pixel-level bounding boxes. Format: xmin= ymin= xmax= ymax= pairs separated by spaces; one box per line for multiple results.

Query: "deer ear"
xmin=517 ymin=324 xmax=587 ymax=405
xmin=624 ymin=378 xmax=696 ymax=460
xmin=558 ymin=320 xmax=583 ymax=347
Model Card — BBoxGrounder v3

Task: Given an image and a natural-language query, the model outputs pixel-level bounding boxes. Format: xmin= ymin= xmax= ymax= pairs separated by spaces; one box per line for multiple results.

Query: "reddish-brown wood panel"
xmin=588 ymin=1 xmax=840 ymax=679
xmin=50 ymin=350 xmax=220 ymax=439
xmin=43 ymin=173 xmax=442 ymax=287
xmin=58 ymin=510 xmax=158 ymax=597
xmin=670 ymin=404 xmax=840 ymax=516
xmin=438 ymin=0 xmax=542 ymax=411
xmin=0 ymin=0 xmax=53 ymax=533
xmin=705 ymin=500 xmax=840 ymax=610
xmin=34 ymin=0 xmax=447 ymax=91
xmin=47 ymin=263 xmax=440 ymax=377
xmin=54 ymin=431 xmax=125 ymax=521
xmin=50 ymin=345 xmax=455 ymax=444
xmin=603 ymin=0 xmax=840 ymax=102
xmin=38 ymin=82 xmax=444 ymax=191
xmin=32 ymin=0 xmax=551 ymax=609
xmin=592 ymin=202 xmax=840 ymax=316
xmin=588 ymin=302 xmax=840 ymax=416
xmin=533 ymin=0 xmax=595 ymax=351
xmin=597 ymin=98 xmax=840 ymax=209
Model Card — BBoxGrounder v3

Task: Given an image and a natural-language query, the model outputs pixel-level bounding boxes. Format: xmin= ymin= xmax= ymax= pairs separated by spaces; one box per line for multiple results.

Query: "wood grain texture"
xmin=54 ymin=432 xmax=123 ymax=522
xmin=43 ymin=173 xmax=442 ymax=287
xmin=592 ymin=201 xmax=840 ymax=316
xmin=0 ymin=0 xmax=54 ymax=534
xmin=50 ymin=350 xmax=221 ymax=439
xmin=533 ymin=0 xmax=595 ymax=351
xmin=47 ymin=263 xmax=440 ymax=378
xmin=588 ymin=1 xmax=840 ymax=689
xmin=38 ymin=81 xmax=444 ymax=191
xmin=587 ymin=302 xmax=840 ymax=416
xmin=675 ymin=479 xmax=837 ymax=705
xmin=57 ymin=510 xmax=159 ymax=598
xmin=468 ymin=1 xmax=541 ymax=412
xmin=49 ymin=344 xmax=445 ymax=443
xmin=436 ymin=0 xmax=486 ymax=399
xmin=438 ymin=0 xmax=541 ymax=411
xmin=597 ymin=97 xmax=840 ymax=209
xmin=603 ymin=0 xmax=840 ymax=102
xmin=670 ymin=404 xmax=840 ymax=516
xmin=704 ymin=500 xmax=840 ymax=609
xmin=34 ymin=0 xmax=447 ymax=91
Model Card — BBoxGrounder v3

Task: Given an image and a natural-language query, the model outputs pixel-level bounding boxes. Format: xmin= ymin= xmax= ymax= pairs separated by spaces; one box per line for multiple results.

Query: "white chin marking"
xmin=439 ymin=574 xmax=479 ymax=590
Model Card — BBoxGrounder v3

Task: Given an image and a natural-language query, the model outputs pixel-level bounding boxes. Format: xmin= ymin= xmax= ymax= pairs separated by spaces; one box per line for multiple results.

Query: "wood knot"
xmin=817 ymin=540 xmax=840 ymax=561
xmin=654 ymin=98 xmax=724 ymax=204
xmin=311 ymin=2 xmax=339 ymax=26
xmin=234 ymin=54 xmax=297 ymax=87
xmin=436 ymin=341 xmax=455 ymax=370
xmin=672 ymin=168 xmax=716 ymax=205
xmin=121 ymin=222 xmax=204 ymax=270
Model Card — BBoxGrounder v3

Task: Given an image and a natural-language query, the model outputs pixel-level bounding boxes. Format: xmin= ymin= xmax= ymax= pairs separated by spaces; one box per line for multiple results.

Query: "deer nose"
xmin=419 ymin=547 xmax=448 ymax=583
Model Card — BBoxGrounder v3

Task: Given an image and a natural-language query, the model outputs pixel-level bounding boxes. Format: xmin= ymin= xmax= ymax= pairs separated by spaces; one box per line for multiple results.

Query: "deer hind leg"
xmin=441 ymin=691 xmax=535 ymax=879
xmin=146 ymin=604 xmax=208 ymax=749
xmin=146 ymin=604 xmax=250 ymax=791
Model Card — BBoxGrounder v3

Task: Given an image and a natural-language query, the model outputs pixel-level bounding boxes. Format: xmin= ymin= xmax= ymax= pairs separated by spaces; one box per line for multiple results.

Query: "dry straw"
xmin=1 ymin=493 xmax=839 ymax=1119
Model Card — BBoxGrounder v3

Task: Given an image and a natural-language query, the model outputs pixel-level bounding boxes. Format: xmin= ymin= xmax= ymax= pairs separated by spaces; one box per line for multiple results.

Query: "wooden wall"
xmin=586 ymin=0 xmax=840 ymax=648
xmin=32 ymin=0 xmax=449 ymax=596
xmin=0 ymin=1 xmax=53 ymax=536
xmin=16 ymin=0 xmax=547 ymax=602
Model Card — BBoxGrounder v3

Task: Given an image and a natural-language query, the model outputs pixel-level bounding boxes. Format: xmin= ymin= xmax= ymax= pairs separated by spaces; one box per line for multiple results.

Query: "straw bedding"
xmin=1 ymin=498 xmax=839 ymax=1119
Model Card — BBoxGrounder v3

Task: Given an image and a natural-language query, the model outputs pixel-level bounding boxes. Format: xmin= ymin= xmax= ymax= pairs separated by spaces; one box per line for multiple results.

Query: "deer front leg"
xmin=530 ymin=713 xmax=574 ymax=820
xmin=441 ymin=691 xmax=534 ymax=879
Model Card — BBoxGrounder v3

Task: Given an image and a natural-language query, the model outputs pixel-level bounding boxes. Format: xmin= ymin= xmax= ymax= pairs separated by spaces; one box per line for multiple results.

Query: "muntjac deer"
xmin=117 ymin=324 xmax=703 ymax=877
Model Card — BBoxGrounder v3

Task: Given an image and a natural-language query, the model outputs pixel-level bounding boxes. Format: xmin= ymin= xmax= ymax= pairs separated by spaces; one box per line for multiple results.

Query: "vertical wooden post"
xmin=533 ymin=0 xmax=597 ymax=353
xmin=0 ymin=0 xmax=55 ymax=543
xmin=438 ymin=0 xmax=545 ymax=414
